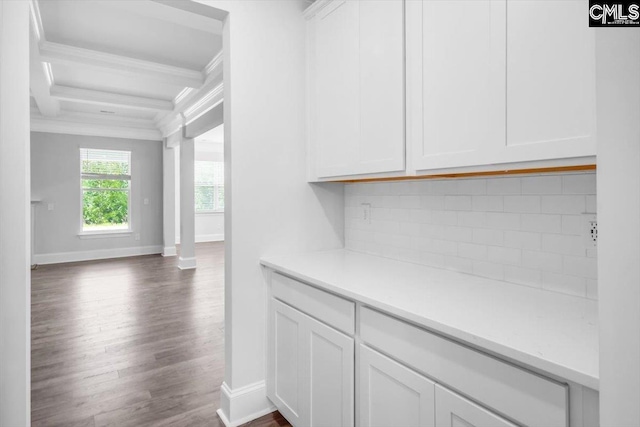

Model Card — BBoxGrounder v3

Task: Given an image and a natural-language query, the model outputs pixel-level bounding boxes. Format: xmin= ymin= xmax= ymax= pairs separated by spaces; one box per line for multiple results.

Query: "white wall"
xmin=597 ymin=30 xmax=640 ymax=425
xmin=0 ymin=1 xmax=31 ymax=425
xmin=190 ymin=1 xmax=345 ymax=423
xmin=31 ymin=132 xmax=164 ymax=263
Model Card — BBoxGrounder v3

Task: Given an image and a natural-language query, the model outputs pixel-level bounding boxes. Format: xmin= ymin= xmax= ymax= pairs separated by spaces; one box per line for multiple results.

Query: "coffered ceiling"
xmin=29 ymin=0 xmax=224 ymax=141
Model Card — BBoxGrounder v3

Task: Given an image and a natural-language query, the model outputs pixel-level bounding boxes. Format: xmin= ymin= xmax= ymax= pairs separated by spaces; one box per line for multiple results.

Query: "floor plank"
xmin=31 ymin=242 xmax=291 ymax=427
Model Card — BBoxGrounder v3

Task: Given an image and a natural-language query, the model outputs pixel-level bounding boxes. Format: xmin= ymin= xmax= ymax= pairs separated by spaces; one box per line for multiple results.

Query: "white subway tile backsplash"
xmin=344 ymin=172 xmax=597 ymax=299
xmin=473 ymin=261 xmax=504 ymax=281
xmin=521 ymin=175 xmax=562 ymax=194
xmin=563 ymin=174 xmax=597 ymax=194
xmin=521 ymin=214 xmax=562 ymax=234
xmin=422 ymin=195 xmax=445 ymax=210
xmin=441 ymin=225 xmax=473 ymax=242
xmin=445 ymin=256 xmax=473 ymax=274
xmin=504 ymin=265 xmax=542 ymax=288
xmin=399 ymin=222 xmax=421 ymax=236
xmin=458 ymin=211 xmax=487 ymax=228
xmin=504 ymin=196 xmax=541 ymax=213
xmin=541 ymin=195 xmax=586 ymax=214
xmin=473 ymin=229 xmax=504 ymax=246
xmin=431 ymin=210 xmax=458 ymax=225
xmin=486 ymin=212 xmax=521 ymax=230
xmin=400 ymin=195 xmax=422 ymax=209
xmin=587 ymin=279 xmax=598 ymax=300
xmin=542 ymin=233 xmax=585 ymax=256
xmin=488 ymin=246 xmax=522 ymax=266
xmin=487 ymin=177 xmax=521 ymax=195
xmin=503 ymin=230 xmax=541 ymax=250
xmin=445 ymin=195 xmax=472 ymax=211
xmin=429 ymin=239 xmax=458 ymax=256
xmin=431 ymin=180 xmax=458 ymax=195
xmin=522 ymin=250 xmax=563 ymax=273
xmin=563 ymin=255 xmax=598 ymax=279
xmin=408 ymin=209 xmax=431 ymax=224
xmin=586 ymin=195 xmax=597 ymax=213
xmin=458 ymin=242 xmax=488 ymax=261
xmin=457 ymin=179 xmax=487 ymax=195
xmin=561 ymin=215 xmax=583 ymax=236
xmin=542 ymin=271 xmax=587 ymax=297
xmin=472 ymin=195 xmax=504 ymax=212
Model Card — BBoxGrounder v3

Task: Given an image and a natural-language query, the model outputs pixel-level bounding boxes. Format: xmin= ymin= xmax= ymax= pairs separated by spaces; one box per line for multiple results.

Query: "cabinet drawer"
xmin=271 ymin=272 xmax=355 ymax=335
xmin=360 ymin=307 xmax=568 ymax=427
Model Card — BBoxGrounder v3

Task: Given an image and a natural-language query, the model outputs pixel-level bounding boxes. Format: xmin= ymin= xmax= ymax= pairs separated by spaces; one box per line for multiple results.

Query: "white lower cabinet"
xmin=359 ymin=345 xmax=435 ymax=427
xmin=265 ymin=272 xmax=593 ymax=427
xmin=435 ymin=385 xmax=516 ymax=427
xmin=267 ymin=298 xmax=354 ymax=427
xmin=358 ymin=344 xmax=517 ymax=427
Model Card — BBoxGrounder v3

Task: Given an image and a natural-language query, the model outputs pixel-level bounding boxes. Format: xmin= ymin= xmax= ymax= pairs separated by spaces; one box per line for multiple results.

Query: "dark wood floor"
xmin=31 ymin=242 xmax=290 ymax=427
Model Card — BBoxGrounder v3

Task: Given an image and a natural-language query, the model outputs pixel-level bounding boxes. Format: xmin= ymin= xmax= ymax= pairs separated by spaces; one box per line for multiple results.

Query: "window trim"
xmin=79 ymin=148 xmax=132 ymax=235
xmin=194 ymin=160 xmax=224 ymax=213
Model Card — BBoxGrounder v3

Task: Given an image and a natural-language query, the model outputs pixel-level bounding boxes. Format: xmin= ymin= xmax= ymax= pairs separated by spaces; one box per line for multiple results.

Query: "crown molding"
xmin=157 ymin=65 xmax=224 ymax=137
xmin=184 ymin=83 xmax=223 ymax=124
xmin=204 ymin=50 xmax=223 ymax=76
xmin=29 ymin=15 xmax=59 ymax=117
xmin=31 ymin=109 xmax=162 ymax=141
xmin=302 ymin=0 xmax=335 ymax=20
xmin=50 ymin=85 xmax=173 ymax=113
xmin=29 ymin=0 xmax=45 ymax=42
xmin=39 ymin=41 xmax=204 ymax=89
xmin=31 ymin=118 xmax=162 ymax=141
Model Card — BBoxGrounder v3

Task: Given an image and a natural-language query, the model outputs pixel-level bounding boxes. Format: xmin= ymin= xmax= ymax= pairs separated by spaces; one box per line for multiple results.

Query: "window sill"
xmin=78 ymin=230 xmax=133 ymax=239
xmin=196 ymin=211 xmax=224 ymax=215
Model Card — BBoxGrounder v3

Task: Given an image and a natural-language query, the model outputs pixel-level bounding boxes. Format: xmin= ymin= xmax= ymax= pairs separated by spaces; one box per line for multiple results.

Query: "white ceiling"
xmin=30 ymin=0 xmax=224 ymax=141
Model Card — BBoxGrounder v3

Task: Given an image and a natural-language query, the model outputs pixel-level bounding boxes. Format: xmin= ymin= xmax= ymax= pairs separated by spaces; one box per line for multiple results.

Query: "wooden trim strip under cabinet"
xmin=336 ymin=164 xmax=596 ymax=183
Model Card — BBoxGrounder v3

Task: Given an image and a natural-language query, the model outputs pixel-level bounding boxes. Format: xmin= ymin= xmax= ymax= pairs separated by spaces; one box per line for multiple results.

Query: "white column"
xmin=162 ymin=145 xmax=177 ymax=257
xmin=0 ymin=1 xmax=31 ymax=425
xmin=597 ymin=30 xmax=640 ymax=425
xmin=178 ymin=137 xmax=196 ymax=269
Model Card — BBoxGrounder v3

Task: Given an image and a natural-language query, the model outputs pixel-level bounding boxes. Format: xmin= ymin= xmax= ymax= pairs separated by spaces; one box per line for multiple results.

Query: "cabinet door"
xmin=313 ymin=0 xmax=404 ymax=178
xmin=267 ymin=298 xmax=354 ymax=427
xmin=506 ymin=0 xmax=596 ymax=162
xmin=435 ymin=385 xmax=517 ymax=427
xmin=408 ymin=0 xmax=506 ymax=172
xmin=306 ymin=312 xmax=354 ymax=427
xmin=359 ymin=345 xmax=435 ymax=427
xmin=267 ymin=299 xmax=307 ymax=425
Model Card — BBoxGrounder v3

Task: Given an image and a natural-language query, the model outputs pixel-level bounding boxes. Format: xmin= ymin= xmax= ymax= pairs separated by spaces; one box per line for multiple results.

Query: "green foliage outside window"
xmin=81 ymin=157 xmax=130 ymax=230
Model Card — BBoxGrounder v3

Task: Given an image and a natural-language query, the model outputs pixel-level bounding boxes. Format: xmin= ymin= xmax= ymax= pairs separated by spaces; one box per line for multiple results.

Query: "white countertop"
xmin=261 ymin=249 xmax=599 ymax=390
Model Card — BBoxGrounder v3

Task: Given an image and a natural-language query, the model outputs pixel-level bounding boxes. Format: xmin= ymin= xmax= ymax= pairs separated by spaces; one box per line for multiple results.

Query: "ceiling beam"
xmin=50 ymin=85 xmax=173 ymax=113
xmin=29 ymin=5 xmax=59 ymax=117
xmin=39 ymin=41 xmax=204 ymax=89
xmin=106 ymin=1 xmax=223 ymax=35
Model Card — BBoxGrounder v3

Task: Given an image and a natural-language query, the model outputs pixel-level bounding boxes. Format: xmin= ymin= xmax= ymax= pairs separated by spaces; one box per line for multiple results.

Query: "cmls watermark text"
xmin=589 ymin=1 xmax=640 ymax=26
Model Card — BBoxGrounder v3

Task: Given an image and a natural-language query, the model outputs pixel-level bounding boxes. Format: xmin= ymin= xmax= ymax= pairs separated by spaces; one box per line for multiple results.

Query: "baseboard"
xmin=178 ymin=256 xmax=197 ymax=270
xmin=216 ymin=381 xmax=276 ymax=427
xmin=196 ymin=233 xmax=224 ymax=243
xmin=33 ymin=245 xmax=163 ymax=265
xmin=162 ymin=246 xmax=177 ymax=257
xmin=175 ymin=234 xmax=224 ymax=244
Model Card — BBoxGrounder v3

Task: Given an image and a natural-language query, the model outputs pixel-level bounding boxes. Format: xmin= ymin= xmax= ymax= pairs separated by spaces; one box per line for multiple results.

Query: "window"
xmin=80 ymin=148 xmax=131 ymax=232
xmin=195 ymin=160 xmax=224 ymax=212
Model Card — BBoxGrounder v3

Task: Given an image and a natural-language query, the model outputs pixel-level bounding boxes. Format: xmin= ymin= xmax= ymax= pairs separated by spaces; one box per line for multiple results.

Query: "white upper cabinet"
xmin=409 ymin=0 xmax=596 ymax=173
xmin=505 ymin=0 xmax=597 ymax=162
xmin=408 ymin=0 xmax=506 ymax=171
xmin=307 ymin=0 xmax=405 ymax=179
xmin=306 ymin=0 xmax=597 ymax=181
